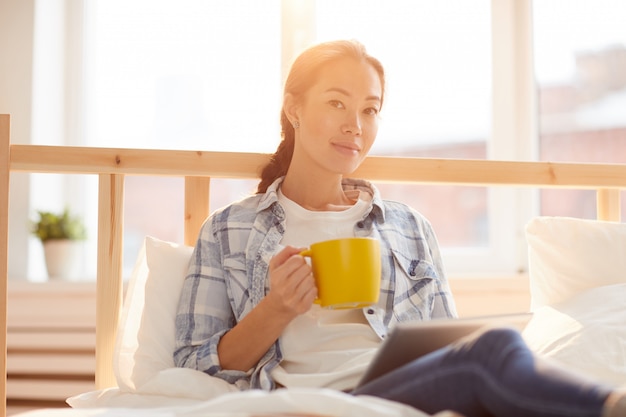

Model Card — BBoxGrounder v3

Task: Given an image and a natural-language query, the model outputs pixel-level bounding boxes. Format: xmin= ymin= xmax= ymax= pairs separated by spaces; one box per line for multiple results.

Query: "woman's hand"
xmin=266 ymin=246 xmax=318 ymax=317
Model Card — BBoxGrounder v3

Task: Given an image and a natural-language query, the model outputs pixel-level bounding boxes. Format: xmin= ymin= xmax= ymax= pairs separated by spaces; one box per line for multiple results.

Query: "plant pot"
xmin=43 ymin=239 xmax=82 ymax=281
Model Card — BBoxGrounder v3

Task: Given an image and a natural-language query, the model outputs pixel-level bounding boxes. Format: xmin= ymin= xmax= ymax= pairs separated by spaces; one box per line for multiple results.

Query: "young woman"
xmin=175 ymin=40 xmax=625 ymax=417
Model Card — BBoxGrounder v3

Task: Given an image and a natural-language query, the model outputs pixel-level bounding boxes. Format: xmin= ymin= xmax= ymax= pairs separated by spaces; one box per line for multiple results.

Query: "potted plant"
xmin=31 ymin=208 xmax=87 ymax=280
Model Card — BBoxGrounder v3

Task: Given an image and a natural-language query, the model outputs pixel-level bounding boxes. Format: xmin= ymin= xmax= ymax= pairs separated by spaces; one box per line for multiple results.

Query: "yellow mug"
xmin=300 ymin=237 xmax=381 ymax=309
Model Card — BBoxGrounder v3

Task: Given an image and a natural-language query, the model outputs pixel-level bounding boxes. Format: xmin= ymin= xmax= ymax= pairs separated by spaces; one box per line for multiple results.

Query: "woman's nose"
xmin=341 ymin=113 xmax=362 ymax=135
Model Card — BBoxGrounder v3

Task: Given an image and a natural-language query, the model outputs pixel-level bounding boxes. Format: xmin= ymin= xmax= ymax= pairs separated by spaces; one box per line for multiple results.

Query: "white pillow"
xmin=526 ymin=216 xmax=626 ymax=310
xmin=113 ymin=236 xmax=237 ymax=398
xmin=522 ymin=283 xmax=626 ymax=386
xmin=114 ymin=236 xmax=191 ymax=389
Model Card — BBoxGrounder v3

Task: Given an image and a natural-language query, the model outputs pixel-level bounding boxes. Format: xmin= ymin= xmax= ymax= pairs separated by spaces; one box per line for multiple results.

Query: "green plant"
xmin=31 ymin=208 xmax=87 ymax=242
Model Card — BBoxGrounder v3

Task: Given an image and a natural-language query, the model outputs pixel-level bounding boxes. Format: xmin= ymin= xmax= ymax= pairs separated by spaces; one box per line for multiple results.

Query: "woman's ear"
xmin=283 ymin=93 xmax=300 ymax=126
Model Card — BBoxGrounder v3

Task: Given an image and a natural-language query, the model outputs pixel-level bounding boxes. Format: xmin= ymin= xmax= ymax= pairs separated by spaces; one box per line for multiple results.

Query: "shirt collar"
xmin=256 ymin=176 xmax=386 ymax=223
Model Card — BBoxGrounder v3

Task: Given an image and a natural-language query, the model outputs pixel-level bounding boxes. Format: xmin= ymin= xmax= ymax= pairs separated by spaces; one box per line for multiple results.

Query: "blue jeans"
xmin=352 ymin=327 xmax=612 ymax=417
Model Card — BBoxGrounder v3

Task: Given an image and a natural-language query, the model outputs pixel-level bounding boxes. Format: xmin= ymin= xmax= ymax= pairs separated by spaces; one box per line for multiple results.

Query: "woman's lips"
xmin=332 ymin=141 xmax=361 ymax=156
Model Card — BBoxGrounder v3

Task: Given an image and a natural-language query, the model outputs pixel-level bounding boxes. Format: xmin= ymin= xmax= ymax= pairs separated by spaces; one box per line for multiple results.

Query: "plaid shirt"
xmin=174 ymin=177 xmax=457 ymax=391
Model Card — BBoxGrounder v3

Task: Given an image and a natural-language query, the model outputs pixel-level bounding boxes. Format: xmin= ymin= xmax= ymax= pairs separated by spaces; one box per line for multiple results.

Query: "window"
xmin=534 ymin=0 xmax=626 ymax=219
xmin=28 ymin=1 xmax=617 ymax=280
xmin=315 ymin=0 xmax=491 ymax=158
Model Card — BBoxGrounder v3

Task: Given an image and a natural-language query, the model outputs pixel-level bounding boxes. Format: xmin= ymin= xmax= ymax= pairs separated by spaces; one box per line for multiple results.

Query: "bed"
xmin=1 ymin=112 xmax=625 ymax=416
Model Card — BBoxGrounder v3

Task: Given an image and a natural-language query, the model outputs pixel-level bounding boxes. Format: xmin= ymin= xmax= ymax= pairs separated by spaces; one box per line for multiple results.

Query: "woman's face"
xmin=291 ymin=57 xmax=382 ymax=176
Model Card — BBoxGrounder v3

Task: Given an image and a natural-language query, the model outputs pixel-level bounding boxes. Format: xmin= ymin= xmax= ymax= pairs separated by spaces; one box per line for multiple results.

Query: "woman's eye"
xmin=364 ymin=107 xmax=379 ymax=116
xmin=328 ymin=100 xmax=345 ymax=109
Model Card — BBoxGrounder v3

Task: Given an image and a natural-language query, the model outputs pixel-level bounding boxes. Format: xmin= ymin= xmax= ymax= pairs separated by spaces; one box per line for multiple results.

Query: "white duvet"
xmin=19 ymin=388 xmax=448 ymax=417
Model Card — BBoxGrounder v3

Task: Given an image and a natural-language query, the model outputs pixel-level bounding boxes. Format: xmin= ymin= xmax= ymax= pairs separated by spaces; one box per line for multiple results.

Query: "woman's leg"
xmin=353 ymin=327 xmax=614 ymax=417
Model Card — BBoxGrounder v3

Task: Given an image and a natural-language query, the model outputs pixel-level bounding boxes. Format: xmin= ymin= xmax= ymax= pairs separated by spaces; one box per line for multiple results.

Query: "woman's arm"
xmin=174 ymin=227 xmax=235 ymax=374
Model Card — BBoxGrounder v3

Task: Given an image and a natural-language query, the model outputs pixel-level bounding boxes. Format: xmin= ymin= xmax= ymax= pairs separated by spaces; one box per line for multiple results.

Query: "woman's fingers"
xmin=269 ymin=245 xmax=304 ymax=270
xmin=268 ymin=246 xmax=316 ymax=314
xmin=271 ymin=246 xmax=309 ymax=282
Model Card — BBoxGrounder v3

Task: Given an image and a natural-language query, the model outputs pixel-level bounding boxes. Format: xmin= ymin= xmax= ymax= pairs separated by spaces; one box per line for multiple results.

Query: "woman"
xmin=175 ymin=40 xmax=625 ymax=417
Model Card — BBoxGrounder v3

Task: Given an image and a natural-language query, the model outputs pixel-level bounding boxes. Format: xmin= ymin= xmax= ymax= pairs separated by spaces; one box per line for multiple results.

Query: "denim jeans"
xmin=352 ymin=327 xmax=612 ymax=417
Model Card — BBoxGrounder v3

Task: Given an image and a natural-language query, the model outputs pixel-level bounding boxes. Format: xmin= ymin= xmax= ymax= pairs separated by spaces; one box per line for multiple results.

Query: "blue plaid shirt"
xmin=174 ymin=177 xmax=457 ymax=391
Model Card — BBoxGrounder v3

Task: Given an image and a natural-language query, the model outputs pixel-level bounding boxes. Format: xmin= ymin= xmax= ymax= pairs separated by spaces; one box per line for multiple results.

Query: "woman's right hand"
xmin=266 ymin=246 xmax=318 ymax=317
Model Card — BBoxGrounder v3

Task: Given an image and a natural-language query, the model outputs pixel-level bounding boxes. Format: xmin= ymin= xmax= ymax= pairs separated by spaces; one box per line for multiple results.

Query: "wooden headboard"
xmin=1 ymin=113 xmax=625 ymax=415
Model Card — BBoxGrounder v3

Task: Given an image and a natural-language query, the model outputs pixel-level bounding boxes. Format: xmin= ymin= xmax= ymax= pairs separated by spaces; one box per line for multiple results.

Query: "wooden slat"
xmin=7 ymin=354 xmax=94 ymax=376
xmin=7 ymin=332 xmax=95 ymax=351
xmin=95 ymin=174 xmax=124 ymax=390
xmin=8 ymin=283 xmax=96 ymax=329
xmin=597 ymin=188 xmax=621 ymax=222
xmin=7 ymin=281 xmax=96 ymax=295
xmin=1 ymin=114 xmax=10 ymax=417
xmin=10 ymin=143 xmax=626 ymax=189
xmin=10 ymin=144 xmax=270 ymax=178
xmin=7 ymin=380 xmax=94 ymax=401
xmin=184 ymin=176 xmax=211 ymax=247
xmin=7 ymin=403 xmax=69 ymax=416
xmin=355 ymin=156 xmax=626 ymax=188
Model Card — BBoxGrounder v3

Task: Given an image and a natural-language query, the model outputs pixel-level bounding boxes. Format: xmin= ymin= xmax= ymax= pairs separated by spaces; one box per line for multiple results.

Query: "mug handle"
xmin=299 ymin=249 xmax=321 ymax=305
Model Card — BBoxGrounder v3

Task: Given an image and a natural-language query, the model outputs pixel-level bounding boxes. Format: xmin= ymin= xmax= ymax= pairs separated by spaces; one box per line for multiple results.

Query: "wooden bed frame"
xmin=1 ymin=113 xmax=625 ymax=416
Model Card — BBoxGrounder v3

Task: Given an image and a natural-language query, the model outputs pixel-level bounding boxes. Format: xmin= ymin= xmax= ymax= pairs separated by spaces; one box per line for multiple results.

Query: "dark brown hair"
xmin=256 ymin=40 xmax=386 ymax=193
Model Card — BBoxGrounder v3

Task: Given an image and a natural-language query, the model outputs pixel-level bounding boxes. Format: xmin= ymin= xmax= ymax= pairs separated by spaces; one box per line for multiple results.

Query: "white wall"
xmin=0 ymin=0 xmax=36 ymax=280
xmin=1 ymin=0 xmax=80 ymax=280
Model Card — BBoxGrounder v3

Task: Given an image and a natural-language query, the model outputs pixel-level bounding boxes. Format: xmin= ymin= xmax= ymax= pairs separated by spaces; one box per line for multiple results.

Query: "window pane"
xmin=316 ymin=0 xmax=492 ymax=158
xmin=116 ymin=176 xmax=260 ymax=275
xmin=374 ymin=182 xmax=488 ymax=247
xmin=534 ymin=0 xmax=626 ymax=219
xmin=88 ymin=0 xmax=282 ymax=152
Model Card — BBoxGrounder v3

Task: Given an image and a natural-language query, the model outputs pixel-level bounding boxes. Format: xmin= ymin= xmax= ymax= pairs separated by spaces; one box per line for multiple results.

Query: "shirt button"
xmin=356 ymin=221 xmax=365 ymax=228
xmin=367 ymin=308 xmax=375 ymax=315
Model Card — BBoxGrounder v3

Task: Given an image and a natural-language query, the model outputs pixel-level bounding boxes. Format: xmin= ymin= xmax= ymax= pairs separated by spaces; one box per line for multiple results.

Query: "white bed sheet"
xmin=522 ymin=283 xmax=626 ymax=386
xmin=19 ymin=388 xmax=437 ymax=417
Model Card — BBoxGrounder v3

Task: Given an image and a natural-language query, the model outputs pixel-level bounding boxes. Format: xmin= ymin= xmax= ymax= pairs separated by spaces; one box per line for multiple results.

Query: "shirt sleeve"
xmin=422 ymin=216 xmax=458 ymax=319
xmin=379 ymin=201 xmax=459 ymax=323
xmin=173 ymin=216 xmax=251 ymax=385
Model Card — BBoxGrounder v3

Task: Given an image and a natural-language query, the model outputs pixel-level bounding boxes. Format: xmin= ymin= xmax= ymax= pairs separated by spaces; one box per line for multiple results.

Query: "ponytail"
xmin=256 ymin=111 xmax=294 ymax=193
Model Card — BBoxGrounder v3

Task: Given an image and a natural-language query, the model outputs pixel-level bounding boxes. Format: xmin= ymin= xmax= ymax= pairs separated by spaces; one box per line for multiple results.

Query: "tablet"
xmin=356 ymin=312 xmax=532 ymax=388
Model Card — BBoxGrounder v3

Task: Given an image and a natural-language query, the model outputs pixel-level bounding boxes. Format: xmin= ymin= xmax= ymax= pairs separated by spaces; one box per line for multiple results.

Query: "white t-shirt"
xmin=271 ymin=189 xmax=380 ymax=391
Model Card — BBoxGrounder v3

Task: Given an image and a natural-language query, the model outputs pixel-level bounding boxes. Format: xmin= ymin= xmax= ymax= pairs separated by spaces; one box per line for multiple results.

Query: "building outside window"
xmin=534 ymin=0 xmax=626 ymax=219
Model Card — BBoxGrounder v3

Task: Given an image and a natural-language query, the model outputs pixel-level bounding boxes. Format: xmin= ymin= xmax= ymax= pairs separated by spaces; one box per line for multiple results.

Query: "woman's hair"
xmin=256 ymin=39 xmax=386 ymax=193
